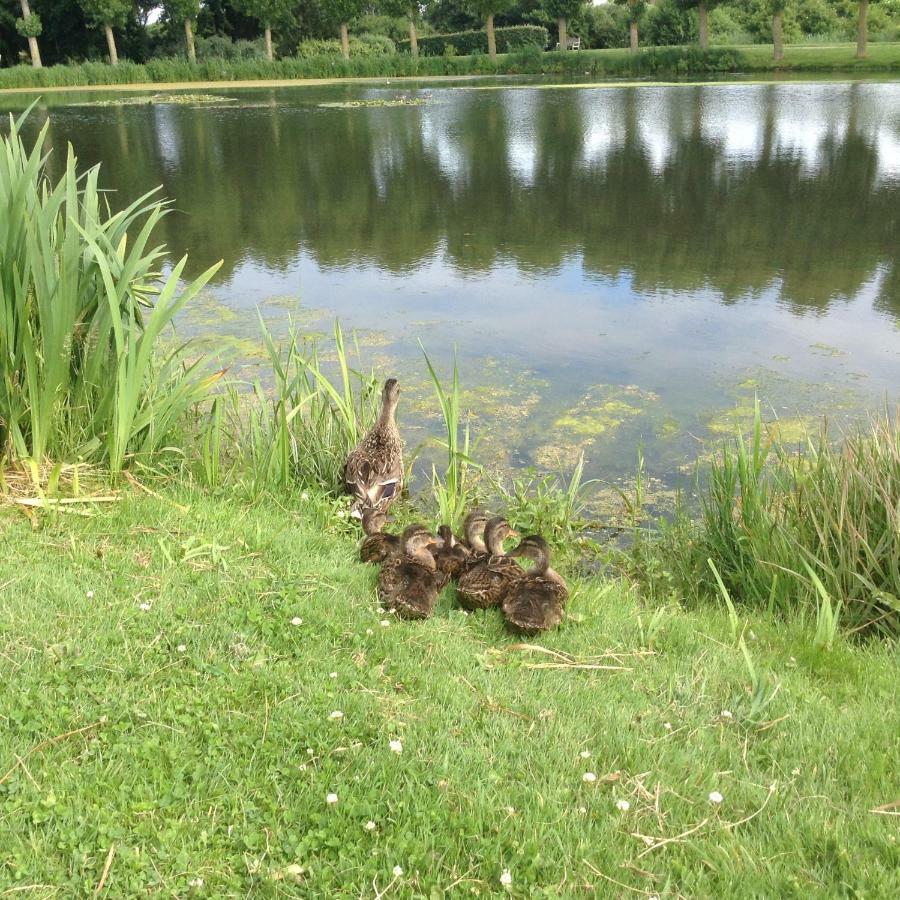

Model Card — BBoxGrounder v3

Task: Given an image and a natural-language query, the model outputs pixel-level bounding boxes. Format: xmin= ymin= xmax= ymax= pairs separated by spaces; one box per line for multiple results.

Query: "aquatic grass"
xmin=630 ymin=405 xmax=900 ymax=637
xmin=420 ymin=346 xmax=479 ymax=528
xmin=0 ymin=107 xmax=220 ymax=473
xmin=495 ymin=454 xmax=595 ymax=543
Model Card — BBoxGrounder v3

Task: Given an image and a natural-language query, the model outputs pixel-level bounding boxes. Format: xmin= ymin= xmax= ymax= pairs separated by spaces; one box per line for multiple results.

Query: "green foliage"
xmin=231 ymin=0 xmax=296 ymax=28
xmin=644 ymin=0 xmax=697 ymax=45
xmin=613 ymin=0 xmax=649 ymax=25
xmin=464 ymin=0 xmax=516 ymax=22
xmin=15 ymin=13 xmax=43 ymax=39
xmin=543 ymin=0 xmax=585 ymax=21
xmin=297 ymin=33 xmax=396 ymax=58
xmin=77 ymin=0 xmax=131 ymax=29
xmin=397 ymin=23 xmax=548 ymax=54
xmin=162 ymin=0 xmax=200 ymax=22
xmin=194 ymin=34 xmax=267 ymax=59
xmin=574 ymin=1 xmax=630 ymax=48
xmin=0 ymin=109 xmax=221 ymax=472
xmin=630 ymin=406 xmax=900 ymax=638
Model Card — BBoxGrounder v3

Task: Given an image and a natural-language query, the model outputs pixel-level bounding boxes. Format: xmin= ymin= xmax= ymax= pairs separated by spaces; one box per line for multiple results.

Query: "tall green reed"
xmin=0 ymin=107 xmax=221 ymax=473
xmin=630 ymin=403 xmax=900 ymax=638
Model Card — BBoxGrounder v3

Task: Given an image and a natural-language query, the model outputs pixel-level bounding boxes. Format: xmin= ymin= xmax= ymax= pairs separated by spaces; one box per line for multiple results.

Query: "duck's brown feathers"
xmin=360 ymin=532 xmax=400 ymax=565
xmin=502 ymin=577 xmax=567 ymax=634
xmin=457 ymin=555 xmax=523 ymax=610
xmin=378 ymin=558 xmax=442 ymax=620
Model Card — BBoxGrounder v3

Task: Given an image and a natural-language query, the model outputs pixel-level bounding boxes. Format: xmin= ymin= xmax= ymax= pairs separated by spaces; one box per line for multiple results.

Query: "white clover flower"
xmin=579 ymin=750 xmax=591 ymax=759
xmin=577 ymin=806 xmax=587 ymax=814
xmin=326 ymin=793 xmax=338 ymax=805
xmin=708 ymin=791 xmax=724 ymax=804
xmin=301 ymin=492 xmax=310 ymax=502
xmin=721 ymin=710 xmax=733 ymax=719
xmin=337 ymin=510 xmax=347 ymax=519
xmin=177 ymin=644 xmax=187 ymax=653
xmin=329 ymin=710 xmax=344 ymax=720
xmin=139 ymin=602 xmax=151 ymax=612
xmin=299 ymin=764 xmax=307 ymax=772
xmin=86 ymin=590 xmax=94 ymax=599
xmin=380 ymin=619 xmax=391 ymax=628
xmin=500 ymin=869 xmax=512 ymax=887
xmin=307 ymin=747 xmax=314 ymax=755
xmin=366 ymin=628 xmax=374 ymax=636
xmin=364 ymin=820 xmax=377 ymax=831
xmin=389 ymin=739 xmax=403 ymax=754
xmin=664 ymin=722 xmax=673 ymax=731
xmin=290 ymin=617 xmax=303 ymax=626
xmin=188 ymin=877 xmax=204 ymax=888
xmin=616 ymin=799 xmax=630 ymax=812
xmin=582 ymin=772 xmax=597 ymax=783
xmin=392 ymin=866 xmax=403 ymax=877
xmin=329 ymin=671 xmax=337 ymax=678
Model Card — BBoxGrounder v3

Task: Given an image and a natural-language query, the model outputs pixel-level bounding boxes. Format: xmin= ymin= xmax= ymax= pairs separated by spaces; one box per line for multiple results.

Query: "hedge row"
xmin=397 ymin=25 xmax=549 ymax=57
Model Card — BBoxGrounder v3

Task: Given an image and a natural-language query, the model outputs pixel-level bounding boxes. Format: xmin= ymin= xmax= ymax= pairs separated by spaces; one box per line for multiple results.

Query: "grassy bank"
xmin=1 ymin=486 xmax=898 ymax=895
xmin=2 ymin=43 xmax=899 ymax=93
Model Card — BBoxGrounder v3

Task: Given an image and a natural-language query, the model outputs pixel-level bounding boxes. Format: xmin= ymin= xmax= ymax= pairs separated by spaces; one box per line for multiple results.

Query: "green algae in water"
xmin=74 ymin=93 xmax=235 ymax=107
xmin=318 ymin=98 xmax=427 ymax=109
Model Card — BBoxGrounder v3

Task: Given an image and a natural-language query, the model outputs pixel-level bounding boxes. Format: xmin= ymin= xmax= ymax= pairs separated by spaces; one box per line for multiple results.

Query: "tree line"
xmin=1 ymin=1 xmax=896 ymax=68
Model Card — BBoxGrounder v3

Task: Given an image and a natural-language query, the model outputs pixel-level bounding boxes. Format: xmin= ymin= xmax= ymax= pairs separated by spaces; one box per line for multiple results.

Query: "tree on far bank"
xmin=16 ymin=0 xmax=43 ymax=67
xmin=769 ymin=0 xmax=786 ymax=61
xmin=231 ymin=0 xmax=294 ymax=59
xmin=163 ymin=0 xmax=200 ymax=61
xmin=615 ymin=0 xmax=647 ymax=52
xmin=78 ymin=0 xmax=130 ymax=63
xmin=544 ymin=0 xmax=585 ymax=51
xmin=855 ymin=0 xmax=884 ymax=60
xmin=380 ymin=1 xmax=431 ymax=57
xmin=674 ymin=0 xmax=722 ymax=50
xmin=465 ymin=0 xmax=515 ymax=61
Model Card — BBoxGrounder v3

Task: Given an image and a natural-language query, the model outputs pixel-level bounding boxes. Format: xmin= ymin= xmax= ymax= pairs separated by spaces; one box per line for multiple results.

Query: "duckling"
xmin=503 ymin=535 xmax=569 ymax=635
xmin=344 ymin=378 xmax=403 ymax=519
xmin=359 ymin=509 xmax=400 ymax=565
xmin=377 ymin=524 xmax=443 ymax=620
xmin=456 ymin=517 xmax=523 ymax=610
xmin=460 ymin=510 xmax=489 ymax=555
xmin=433 ymin=525 xmax=470 ymax=586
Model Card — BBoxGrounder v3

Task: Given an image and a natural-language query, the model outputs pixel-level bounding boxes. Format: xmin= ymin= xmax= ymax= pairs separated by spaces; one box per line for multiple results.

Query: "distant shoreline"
xmin=2 ymin=42 xmax=900 ymax=96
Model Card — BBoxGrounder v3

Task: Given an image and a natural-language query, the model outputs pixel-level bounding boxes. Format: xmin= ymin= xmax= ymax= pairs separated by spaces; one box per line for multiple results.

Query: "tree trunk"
xmin=19 ymin=0 xmax=42 ymax=68
xmin=773 ymin=11 xmax=784 ymax=62
xmin=264 ymin=25 xmax=273 ymax=60
xmin=558 ymin=17 xmax=567 ymax=51
xmin=856 ymin=0 xmax=869 ymax=60
xmin=185 ymin=18 xmax=196 ymax=63
xmin=487 ymin=14 xmax=497 ymax=62
xmin=408 ymin=18 xmax=418 ymax=58
xmin=104 ymin=23 xmax=118 ymax=65
xmin=630 ymin=20 xmax=639 ymax=53
xmin=340 ymin=21 xmax=350 ymax=59
xmin=698 ymin=1 xmax=709 ymax=51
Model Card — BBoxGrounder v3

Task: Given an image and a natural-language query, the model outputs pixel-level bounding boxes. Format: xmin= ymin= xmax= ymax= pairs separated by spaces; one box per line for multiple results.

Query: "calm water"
xmin=5 ymin=79 xmax=900 ymax=500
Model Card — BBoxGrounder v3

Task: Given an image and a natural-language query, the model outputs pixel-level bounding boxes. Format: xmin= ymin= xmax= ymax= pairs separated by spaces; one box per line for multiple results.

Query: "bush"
xmin=195 ymin=35 xmax=267 ymax=61
xmin=397 ymin=25 xmax=548 ymax=56
xmin=297 ymin=34 xmax=396 ymax=59
xmin=574 ymin=4 xmax=629 ymax=49
xmin=644 ymin=0 xmax=698 ymax=47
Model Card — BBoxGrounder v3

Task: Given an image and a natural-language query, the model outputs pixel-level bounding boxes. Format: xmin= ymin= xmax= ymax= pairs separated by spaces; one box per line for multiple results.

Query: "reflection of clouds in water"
xmin=876 ymin=131 xmax=900 ymax=180
xmin=505 ymin=91 xmax=540 ymax=186
xmin=420 ymin=103 xmax=468 ymax=186
xmin=152 ymin=106 xmax=180 ymax=171
xmin=579 ymin=92 xmax=621 ymax=168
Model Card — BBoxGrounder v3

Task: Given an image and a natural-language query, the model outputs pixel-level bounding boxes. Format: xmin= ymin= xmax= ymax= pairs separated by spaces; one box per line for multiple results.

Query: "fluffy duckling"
xmin=456 ymin=516 xmax=523 ymax=610
xmin=433 ymin=524 xmax=470 ymax=586
xmin=377 ymin=524 xmax=444 ymax=620
xmin=359 ymin=509 xmax=400 ymax=565
xmin=503 ymin=535 xmax=569 ymax=634
xmin=460 ymin=510 xmax=489 ymax=555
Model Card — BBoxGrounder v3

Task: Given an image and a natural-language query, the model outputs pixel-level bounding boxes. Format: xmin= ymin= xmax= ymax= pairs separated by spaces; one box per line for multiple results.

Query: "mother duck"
xmin=344 ymin=378 xmax=403 ymax=519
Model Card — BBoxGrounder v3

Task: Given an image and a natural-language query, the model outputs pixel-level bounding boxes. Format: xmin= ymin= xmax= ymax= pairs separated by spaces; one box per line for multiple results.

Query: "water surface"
xmin=5 ymin=79 xmax=899 ymax=503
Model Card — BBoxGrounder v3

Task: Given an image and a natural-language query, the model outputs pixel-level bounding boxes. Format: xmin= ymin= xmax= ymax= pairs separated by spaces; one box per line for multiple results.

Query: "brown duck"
xmin=503 ymin=535 xmax=569 ymax=634
xmin=359 ymin=509 xmax=400 ymax=565
xmin=456 ymin=517 xmax=523 ymax=610
xmin=377 ymin=524 xmax=444 ymax=620
xmin=344 ymin=378 xmax=403 ymax=519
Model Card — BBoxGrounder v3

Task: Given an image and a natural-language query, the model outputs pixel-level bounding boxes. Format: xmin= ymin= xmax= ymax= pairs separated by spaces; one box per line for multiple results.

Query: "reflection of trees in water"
xmin=33 ymin=85 xmax=900 ymax=318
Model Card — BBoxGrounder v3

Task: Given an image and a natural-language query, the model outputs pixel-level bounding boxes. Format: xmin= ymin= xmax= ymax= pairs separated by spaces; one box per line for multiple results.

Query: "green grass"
xmin=1 ymin=488 xmax=898 ymax=895
xmin=2 ymin=42 xmax=900 ymax=93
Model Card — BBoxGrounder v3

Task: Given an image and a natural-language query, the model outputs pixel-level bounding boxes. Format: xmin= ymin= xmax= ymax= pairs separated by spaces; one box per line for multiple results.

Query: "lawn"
xmin=1 ymin=487 xmax=897 ymax=896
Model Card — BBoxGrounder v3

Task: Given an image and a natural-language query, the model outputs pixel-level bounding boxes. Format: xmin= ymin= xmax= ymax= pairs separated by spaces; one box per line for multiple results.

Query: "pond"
xmin=5 ymin=78 xmax=900 ymax=509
